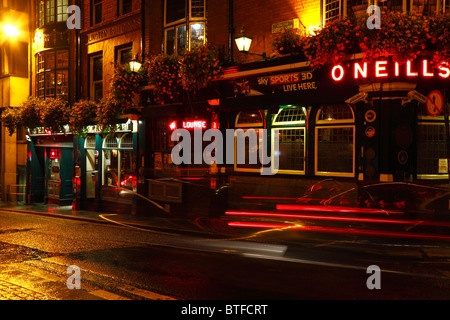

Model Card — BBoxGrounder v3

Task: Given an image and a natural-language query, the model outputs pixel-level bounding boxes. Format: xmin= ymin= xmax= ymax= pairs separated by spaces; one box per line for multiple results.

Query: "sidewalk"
xmin=0 ymin=202 xmax=236 ymax=238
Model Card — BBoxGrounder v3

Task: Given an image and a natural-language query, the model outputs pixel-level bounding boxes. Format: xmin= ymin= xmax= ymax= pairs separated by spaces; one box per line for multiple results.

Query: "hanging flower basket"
xmin=148 ymin=54 xmax=183 ymax=104
xmin=40 ymin=97 xmax=70 ymax=133
xmin=179 ymin=45 xmax=222 ymax=94
xmin=18 ymin=96 xmax=44 ymax=132
xmin=272 ymin=28 xmax=306 ymax=56
xmin=96 ymin=95 xmax=124 ymax=134
xmin=1 ymin=107 xmax=20 ymax=136
xmin=68 ymin=99 xmax=98 ymax=137
xmin=111 ymin=61 xmax=149 ymax=108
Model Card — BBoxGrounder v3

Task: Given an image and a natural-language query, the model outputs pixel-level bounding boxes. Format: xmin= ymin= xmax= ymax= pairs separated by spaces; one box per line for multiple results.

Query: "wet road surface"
xmin=0 ymin=209 xmax=450 ymax=301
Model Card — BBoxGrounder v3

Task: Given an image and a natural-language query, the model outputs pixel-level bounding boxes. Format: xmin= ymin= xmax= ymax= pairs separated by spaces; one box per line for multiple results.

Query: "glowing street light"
xmin=3 ymin=24 xmax=20 ymax=37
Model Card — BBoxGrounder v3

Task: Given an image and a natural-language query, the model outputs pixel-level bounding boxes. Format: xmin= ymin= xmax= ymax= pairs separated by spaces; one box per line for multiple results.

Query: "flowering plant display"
xmin=178 ymin=45 xmax=221 ymax=93
xmin=358 ymin=11 xmax=428 ymax=63
xmin=280 ymin=12 xmax=450 ymax=69
xmin=19 ymin=97 xmax=43 ymax=130
xmin=272 ymin=28 xmax=306 ymax=56
xmin=148 ymin=54 xmax=183 ymax=104
xmin=68 ymin=99 xmax=98 ymax=137
xmin=304 ymin=17 xmax=360 ymax=68
xmin=111 ymin=61 xmax=149 ymax=109
xmin=1 ymin=107 xmax=20 ymax=136
xmin=96 ymin=95 xmax=124 ymax=134
xmin=39 ymin=97 xmax=70 ymax=133
xmin=426 ymin=13 xmax=450 ymax=66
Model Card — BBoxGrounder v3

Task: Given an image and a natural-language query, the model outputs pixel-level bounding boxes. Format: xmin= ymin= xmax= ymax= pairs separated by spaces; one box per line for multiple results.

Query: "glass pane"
xmin=56 ymin=70 xmax=68 ymax=97
xmin=120 ymin=150 xmax=136 ymax=190
xmin=92 ymin=55 xmax=103 ymax=81
xmin=191 ymin=0 xmax=204 ymax=18
xmin=45 ymin=72 xmax=55 ymax=96
xmin=417 ymin=124 xmax=447 ymax=174
xmin=166 ymin=0 xmax=186 ymax=24
xmin=275 ymin=128 xmax=305 ymax=171
xmin=165 ymin=29 xmax=175 ymax=55
xmin=235 ymin=129 xmax=263 ymax=170
xmin=118 ymin=47 xmax=133 ymax=65
xmin=120 ymin=0 xmax=132 ymax=15
xmin=274 ymin=107 xmax=306 ymax=124
xmin=317 ymin=127 xmax=354 ymax=174
xmin=236 ymin=111 xmax=264 ymax=126
xmin=318 ymin=104 xmax=354 ymax=122
xmin=190 ymin=23 xmax=204 ymax=49
xmin=56 ymin=50 xmax=68 ymax=69
xmin=177 ymin=25 xmax=187 ymax=54
xmin=104 ymin=149 xmax=119 ymax=186
xmin=45 ymin=51 xmax=55 ymax=70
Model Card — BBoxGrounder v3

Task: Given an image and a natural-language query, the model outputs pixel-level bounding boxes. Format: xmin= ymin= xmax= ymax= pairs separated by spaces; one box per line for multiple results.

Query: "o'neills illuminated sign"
xmin=331 ymin=59 xmax=450 ymax=82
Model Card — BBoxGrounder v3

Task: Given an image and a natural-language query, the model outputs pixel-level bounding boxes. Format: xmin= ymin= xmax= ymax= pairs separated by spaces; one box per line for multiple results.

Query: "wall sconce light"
xmin=235 ymin=28 xmax=266 ymax=59
xmin=129 ymin=55 xmax=142 ymax=72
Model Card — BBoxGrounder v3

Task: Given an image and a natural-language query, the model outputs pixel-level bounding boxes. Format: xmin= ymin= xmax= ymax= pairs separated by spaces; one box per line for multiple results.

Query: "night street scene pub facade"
xmin=1 ymin=0 xmax=450 ymax=218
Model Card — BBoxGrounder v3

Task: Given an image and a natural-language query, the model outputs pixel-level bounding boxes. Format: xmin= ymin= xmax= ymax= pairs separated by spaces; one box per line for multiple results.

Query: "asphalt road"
xmin=0 ymin=209 xmax=449 ymax=303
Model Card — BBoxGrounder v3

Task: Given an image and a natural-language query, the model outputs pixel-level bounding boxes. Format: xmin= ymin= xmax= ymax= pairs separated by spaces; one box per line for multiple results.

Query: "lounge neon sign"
xmin=331 ymin=59 xmax=450 ymax=81
xmin=182 ymin=120 xmax=207 ymax=129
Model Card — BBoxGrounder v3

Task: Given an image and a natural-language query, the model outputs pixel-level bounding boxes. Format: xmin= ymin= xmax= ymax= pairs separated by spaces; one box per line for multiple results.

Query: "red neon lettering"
xmin=438 ymin=64 xmax=450 ymax=78
xmin=406 ymin=61 xmax=418 ymax=77
xmin=354 ymin=62 xmax=367 ymax=79
xmin=422 ymin=60 xmax=434 ymax=77
xmin=375 ymin=61 xmax=388 ymax=77
xmin=169 ymin=121 xmax=177 ymax=130
xmin=182 ymin=120 xmax=207 ymax=129
xmin=331 ymin=65 xmax=344 ymax=81
xmin=395 ymin=62 xmax=399 ymax=77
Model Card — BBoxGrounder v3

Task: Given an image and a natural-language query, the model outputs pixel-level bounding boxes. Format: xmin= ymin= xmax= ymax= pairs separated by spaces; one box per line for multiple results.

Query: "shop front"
xmin=74 ymin=119 xmax=141 ymax=214
xmin=27 ymin=132 xmax=74 ymax=205
xmin=211 ymin=56 xmax=450 ymax=209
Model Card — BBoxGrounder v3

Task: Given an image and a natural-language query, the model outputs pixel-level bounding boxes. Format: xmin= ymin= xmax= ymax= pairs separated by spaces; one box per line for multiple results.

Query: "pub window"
xmin=271 ymin=106 xmax=308 ymax=174
xmin=163 ymin=0 xmax=206 ymax=54
xmin=89 ymin=53 xmax=103 ymax=101
xmin=315 ymin=104 xmax=355 ymax=177
xmin=234 ymin=110 xmax=265 ymax=173
xmin=417 ymin=103 xmax=448 ymax=179
xmin=115 ymin=44 xmax=133 ymax=65
xmin=36 ymin=0 xmax=68 ymax=28
xmin=322 ymin=0 xmax=442 ymax=25
xmin=91 ymin=0 xmax=103 ymax=26
xmin=118 ymin=0 xmax=132 ymax=16
xmin=35 ymin=49 xmax=69 ymax=100
xmin=102 ymin=134 xmax=136 ymax=191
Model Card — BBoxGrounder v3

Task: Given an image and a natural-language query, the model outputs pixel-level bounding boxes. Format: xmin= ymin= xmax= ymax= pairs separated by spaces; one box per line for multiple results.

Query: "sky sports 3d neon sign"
xmin=330 ymin=59 xmax=450 ymax=82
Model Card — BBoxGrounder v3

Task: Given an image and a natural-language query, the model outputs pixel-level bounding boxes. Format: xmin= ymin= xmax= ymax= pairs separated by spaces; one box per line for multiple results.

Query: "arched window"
xmin=315 ymin=104 xmax=355 ymax=177
xmin=234 ymin=110 xmax=265 ymax=172
xmin=272 ymin=106 xmax=308 ymax=174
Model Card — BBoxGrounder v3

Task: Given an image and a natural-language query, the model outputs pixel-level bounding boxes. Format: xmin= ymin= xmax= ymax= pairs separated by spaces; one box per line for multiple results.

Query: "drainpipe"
xmin=228 ymin=0 xmax=234 ymax=64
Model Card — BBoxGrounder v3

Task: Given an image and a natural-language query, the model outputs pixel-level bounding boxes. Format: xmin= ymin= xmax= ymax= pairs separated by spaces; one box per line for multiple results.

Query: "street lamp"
xmin=129 ymin=55 xmax=142 ymax=72
xmin=3 ymin=24 xmax=20 ymax=37
xmin=235 ymin=27 xmax=266 ymax=59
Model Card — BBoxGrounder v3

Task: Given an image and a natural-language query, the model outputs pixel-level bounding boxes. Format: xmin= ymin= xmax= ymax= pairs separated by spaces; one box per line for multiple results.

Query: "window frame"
xmin=118 ymin=0 xmax=132 ymax=16
xmin=234 ymin=110 xmax=266 ymax=173
xmin=91 ymin=0 xmax=103 ymax=26
xmin=35 ymin=49 xmax=69 ymax=100
xmin=271 ymin=106 xmax=308 ymax=175
xmin=89 ymin=52 xmax=103 ymax=102
xmin=163 ymin=0 xmax=206 ymax=54
xmin=314 ymin=105 xmax=355 ymax=178
xmin=36 ymin=0 xmax=68 ymax=28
